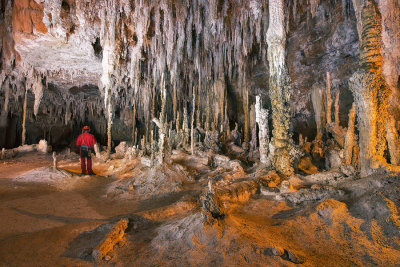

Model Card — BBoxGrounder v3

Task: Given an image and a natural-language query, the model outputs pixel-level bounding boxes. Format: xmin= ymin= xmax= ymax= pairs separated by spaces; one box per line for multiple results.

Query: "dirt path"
xmin=1 ymin=152 xmax=400 ymax=266
xmin=0 ymin=152 xmax=54 ymax=179
xmin=0 ymin=152 xmax=200 ymax=266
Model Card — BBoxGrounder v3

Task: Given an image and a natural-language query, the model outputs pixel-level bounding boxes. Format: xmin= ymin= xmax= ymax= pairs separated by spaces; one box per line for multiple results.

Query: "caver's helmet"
xmin=83 ymin=126 xmax=90 ymax=131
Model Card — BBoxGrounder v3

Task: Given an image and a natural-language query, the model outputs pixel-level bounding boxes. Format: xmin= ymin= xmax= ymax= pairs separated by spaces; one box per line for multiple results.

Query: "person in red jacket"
xmin=76 ymin=125 xmax=97 ymax=175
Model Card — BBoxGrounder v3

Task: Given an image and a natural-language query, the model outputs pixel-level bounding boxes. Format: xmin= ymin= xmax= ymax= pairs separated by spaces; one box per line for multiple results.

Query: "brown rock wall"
xmin=12 ymin=0 xmax=47 ymax=34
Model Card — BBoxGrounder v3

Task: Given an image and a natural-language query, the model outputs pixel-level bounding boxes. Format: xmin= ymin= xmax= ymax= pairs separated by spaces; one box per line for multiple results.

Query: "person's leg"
xmin=80 ymin=157 xmax=86 ymax=174
xmin=87 ymin=157 xmax=94 ymax=174
xmin=80 ymin=148 xmax=87 ymax=174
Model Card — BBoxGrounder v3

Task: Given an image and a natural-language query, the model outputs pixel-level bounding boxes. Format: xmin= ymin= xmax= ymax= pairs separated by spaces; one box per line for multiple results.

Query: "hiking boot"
xmin=88 ymin=172 xmax=96 ymax=176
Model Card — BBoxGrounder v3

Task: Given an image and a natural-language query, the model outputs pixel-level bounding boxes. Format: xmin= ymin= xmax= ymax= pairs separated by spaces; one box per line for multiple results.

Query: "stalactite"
xmin=267 ymin=0 xmax=293 ymax=175
xmin=3 ymin=0 xmax=272 ymax=156
xmin=310 ymin=0 xmax=321 ymax=17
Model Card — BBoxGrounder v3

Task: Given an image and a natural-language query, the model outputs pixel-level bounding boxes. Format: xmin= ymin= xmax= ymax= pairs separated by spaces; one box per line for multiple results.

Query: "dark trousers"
xmin=80 ymin=147 xmax=93 ymax=174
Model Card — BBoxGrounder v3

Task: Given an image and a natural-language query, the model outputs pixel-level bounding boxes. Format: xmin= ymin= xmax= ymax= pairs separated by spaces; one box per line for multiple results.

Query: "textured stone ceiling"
xmin=14 ymin=33 xmax=102 ymax=87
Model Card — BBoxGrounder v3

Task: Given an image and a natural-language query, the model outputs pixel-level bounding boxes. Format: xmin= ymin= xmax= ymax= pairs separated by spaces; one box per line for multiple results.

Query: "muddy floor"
xmin=1 ymin=151 xmax=400 ymax=266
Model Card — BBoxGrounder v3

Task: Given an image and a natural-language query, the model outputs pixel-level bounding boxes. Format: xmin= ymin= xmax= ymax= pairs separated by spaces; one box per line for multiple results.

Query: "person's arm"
xmin=76 ymin=135 xmax=82 ymax=146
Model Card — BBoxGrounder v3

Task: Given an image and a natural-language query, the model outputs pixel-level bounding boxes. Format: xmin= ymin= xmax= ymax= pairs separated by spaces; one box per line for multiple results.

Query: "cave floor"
xmin=0 ymin=152 xmax=399 ymax=266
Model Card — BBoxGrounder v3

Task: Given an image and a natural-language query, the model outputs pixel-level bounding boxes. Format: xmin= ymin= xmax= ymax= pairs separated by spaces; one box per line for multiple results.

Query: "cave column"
xmin=100 ymin=1 xmax=118 ymax=159
xmin=132 ymin=99 xmax=136 ymax=146
xmin=0 ymin=84 xmax=9 ymax=148
xmin=343 ymin=103 xmax=356 ymax=165
xmin=349 ymin=0 xmax=398 ymax=176
xmin=191 ymin=86 xmax=196 ymax=155
xmin=266 ymin=0 xmax=293 ymax=175
xmin=21 ymin=87 xmax=28 ymax=146
xmin=244 ymin=86 xmax=250 ymax=145
xmin=105 ymin=91 xmax=113 ymax=158
xmin=158 ymin=74 xmax=167 ymax=163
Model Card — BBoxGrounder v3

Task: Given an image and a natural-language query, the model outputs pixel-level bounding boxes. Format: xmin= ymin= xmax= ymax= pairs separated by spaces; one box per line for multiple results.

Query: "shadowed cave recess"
xmin=0 ymin=0 xmax=400 ymax=265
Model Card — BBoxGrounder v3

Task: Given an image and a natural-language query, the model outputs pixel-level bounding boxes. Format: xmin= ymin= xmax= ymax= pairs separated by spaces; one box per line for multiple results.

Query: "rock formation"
xmin=0 ymin=0 xmax=398 ymax=175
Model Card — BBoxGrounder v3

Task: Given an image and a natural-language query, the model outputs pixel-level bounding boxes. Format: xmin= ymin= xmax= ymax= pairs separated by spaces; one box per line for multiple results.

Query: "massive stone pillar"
xmin=266 ymin=0 xmax=293 ymax=175
xmin=100 ymin=1 xmax=118 ymax=159
xmin=349 ymin=0 xmax=392 ymax=177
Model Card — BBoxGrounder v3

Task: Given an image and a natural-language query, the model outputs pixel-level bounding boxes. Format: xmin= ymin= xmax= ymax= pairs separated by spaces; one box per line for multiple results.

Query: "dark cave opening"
xmin=92 ymin=37 xmax=103 ymax=60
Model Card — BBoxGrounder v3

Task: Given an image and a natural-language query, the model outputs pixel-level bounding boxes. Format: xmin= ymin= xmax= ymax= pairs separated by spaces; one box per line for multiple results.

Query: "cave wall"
xmin=0 ymin=0 xmax=398 ymax=153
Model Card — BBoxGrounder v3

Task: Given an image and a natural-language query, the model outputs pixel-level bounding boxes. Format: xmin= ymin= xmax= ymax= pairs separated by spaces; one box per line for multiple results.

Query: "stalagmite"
xmin=266 ymin=0 xmax=293 ymax=175
xmin=52 ymin=151 xmax=57 ymax=171
xmin=157 ymin=74 xmax=168 ymax=164
xmin=386 ymin=115 xmax=400 ymax=165
xmin=205 ymin=82 xmax=210 ymax=132
xmin=183 ymin=107 xmax=189 ymax=147
xmin=132 ymin=97 xmax=137 ymax=146
xmin=326 ymin=123 xmax=346 ymax=148
xmin=255 ymin=96 xmax=269 ymax=165
xmin=244 ymin=87 xmax=250 ymax=144
xmin=173 ymin=86 xmax=177 ymax=128
xmin=176 ymin=110 xmax=181 ymax=132
xmin=343 ymin=103 xmax=356 ymax=165
xmin=191 ymin=86 xmax=196 ymax=155
xmin=311 ymin=83 xmax=326 ymax=140
xmin=326 ymin=72 xmax=333 ymax=124
xmin=334 ymin=91 xmax=340 ymax=125
xmin=21 ymin=88 xmax=28 ymax=146
xmin=325 ymin=77 xmax=345 ymax=148
xmin=106 ymin=93 xmax=113 ymax=158
xmin=224 ymin=93 xmax=229 ymax=139
xmin=196 ymin=80 xmax=201 ymax=128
